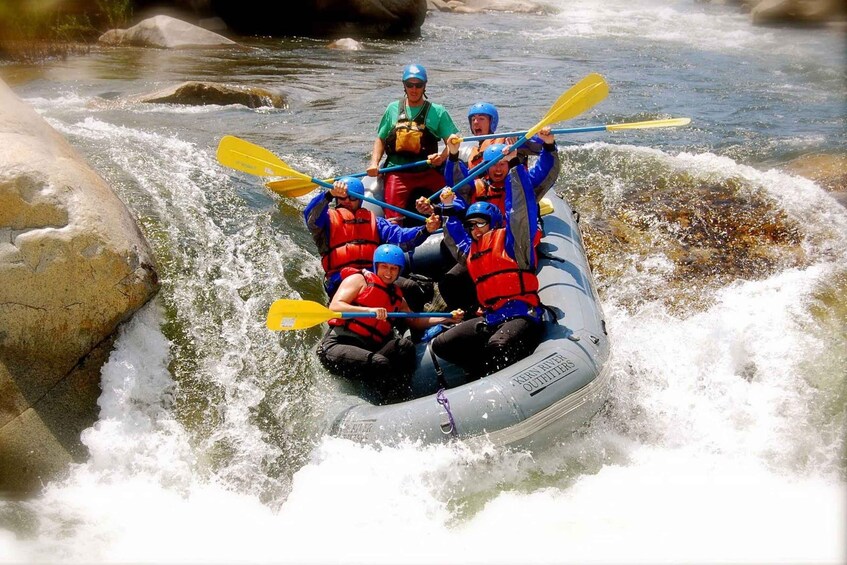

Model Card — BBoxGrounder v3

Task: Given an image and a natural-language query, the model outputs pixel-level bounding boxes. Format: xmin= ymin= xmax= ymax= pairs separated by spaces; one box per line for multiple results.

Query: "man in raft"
xmin=367 ymin=63 xmax=459 ymax=226
xmin=316 ymin=244 xmax=463 ymax=403
xmin=303 ymin=176 xmax=440 ymax=312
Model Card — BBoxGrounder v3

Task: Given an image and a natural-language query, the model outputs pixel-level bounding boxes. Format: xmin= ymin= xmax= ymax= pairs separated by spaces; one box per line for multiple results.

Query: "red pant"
xmin=383 ymin=169 xmax=446 ymax=224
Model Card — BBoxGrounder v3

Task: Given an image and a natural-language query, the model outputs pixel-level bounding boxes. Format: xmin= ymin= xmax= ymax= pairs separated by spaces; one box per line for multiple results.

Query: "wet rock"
xmin=782 ymin=153 xmax=847 ymax=192
xmin=328 ymin=38 xmax=364 ymax=51
xmin=428 ymin=0 xmax=551 ymax=14
xmin=98 ymin=14 xmax=236 ymax=48
xmin=750 ymin=0 xmax=846 ymax=26
xmin=136 ymin=81 xmax=286 ymax=109
xmin=0 ymin=78 xmax=159 ymax=494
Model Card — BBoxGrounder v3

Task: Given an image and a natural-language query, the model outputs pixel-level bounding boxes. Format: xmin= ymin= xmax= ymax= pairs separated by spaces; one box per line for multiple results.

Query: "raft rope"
xmin=436 ymin=388 xmax=457 ymax=437
xmin=429 ymin=343 xmax=457 ymax=436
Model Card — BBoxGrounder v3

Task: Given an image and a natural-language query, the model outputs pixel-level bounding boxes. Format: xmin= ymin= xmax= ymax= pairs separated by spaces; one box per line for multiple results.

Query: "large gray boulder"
xmin=0 ymin=78 xmax=160 ymax=494
xmin=210 ymin=0 xmax=427 ymax=38
xmin=98 ymin=14 xmax=236 ymax=47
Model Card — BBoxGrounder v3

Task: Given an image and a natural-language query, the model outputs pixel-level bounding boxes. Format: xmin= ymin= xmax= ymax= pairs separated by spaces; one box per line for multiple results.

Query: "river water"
xmin=1 ymin=0 xmax=845 ymax=562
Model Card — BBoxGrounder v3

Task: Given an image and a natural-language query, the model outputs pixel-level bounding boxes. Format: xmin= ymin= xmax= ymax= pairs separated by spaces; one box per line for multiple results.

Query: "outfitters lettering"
xmin=510 ymin=352 xmax=577 ymax=396
xmin=339 ymin=419 xmax=376 ymax=442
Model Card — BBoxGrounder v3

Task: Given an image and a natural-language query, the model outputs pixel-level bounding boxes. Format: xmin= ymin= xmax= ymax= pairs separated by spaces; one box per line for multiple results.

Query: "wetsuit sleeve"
xmin=444 ymin=154 xmax=472 ymax=203
xmin=504 ymin=166 xmax=538 ymax=271
xmin=527 ymin=142 xmax=560 ymax=201
xmin=303 ymin=191 xmax=333 ymax=255
xmin=519 ymin=135 xmax=544 ymax=158
xmin=376 ymin=218 xmax=430 ymax=252
xmin=445 ymin=216 xmax=472 ymax=264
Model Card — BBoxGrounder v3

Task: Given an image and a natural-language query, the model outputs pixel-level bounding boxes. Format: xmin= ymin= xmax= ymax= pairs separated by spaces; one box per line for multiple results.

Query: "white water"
xmin=2 ymin=0 xmax=846 ymax=562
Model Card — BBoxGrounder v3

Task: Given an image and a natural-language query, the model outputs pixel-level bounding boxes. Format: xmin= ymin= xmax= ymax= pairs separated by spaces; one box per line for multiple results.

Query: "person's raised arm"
xmin=303 ymin=189 xmax=334 ymax=253
xmin=527 ymin=127 xmax=560 ymax=201
xmin=505 ymin=156 xmax=540 ymax=271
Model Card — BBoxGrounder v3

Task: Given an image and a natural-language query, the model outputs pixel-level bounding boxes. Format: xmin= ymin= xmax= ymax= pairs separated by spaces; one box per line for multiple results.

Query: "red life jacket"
xmin=471 ymin=178 xmax=506 ymax=217
xmin=467 ymin=137 xmax=508 ymax=169
xmin=328 ymin=269 xmax=405 ymax=344
xmin=321 ymin=207 xmax=381 ymax=279
xmin=466 ymin=229 xmax=540 ymax=313
xmin=470 ymin=179 xmax=543 ymax=249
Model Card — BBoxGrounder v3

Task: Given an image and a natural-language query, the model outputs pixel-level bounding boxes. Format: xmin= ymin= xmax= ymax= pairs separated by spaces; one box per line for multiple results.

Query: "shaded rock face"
xmin=210 ymin=0 xmax=427 ymax=38
xmin=98 ymin=14 xmax=236 ymax=48
xmin=0 ymin=79 xmax=160 ymax=494
xmin=750 ymin=0 xmax=846 ymax=26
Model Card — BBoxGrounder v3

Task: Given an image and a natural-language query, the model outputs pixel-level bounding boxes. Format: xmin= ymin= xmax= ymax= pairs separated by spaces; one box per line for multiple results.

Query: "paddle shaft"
xmin=428 ymin=133 xmax=532 ymax=202
xmin=342 ymin=311 xmax=453 ymax=320
xmin=350 ymin=159 xmax=431 ymax=178
xmin=461 ymin=125 xmax=607 ymax=142
xmin=308 ymin=177 xmax=428 ymax=222
xmin=216 ymin=136 xmax=427 ymax=222
xmin=459 ymin=118 xmax=690 ymax=142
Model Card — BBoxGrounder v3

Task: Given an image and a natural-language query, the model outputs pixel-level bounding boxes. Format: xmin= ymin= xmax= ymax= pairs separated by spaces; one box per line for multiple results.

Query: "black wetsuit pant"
xmin=437 ymin=262 xmax=480 ymax=315
xmin=431 ymin=316 xmax=543 ymax=380
xmin=317 ymin=330 xmax=416 ymax=403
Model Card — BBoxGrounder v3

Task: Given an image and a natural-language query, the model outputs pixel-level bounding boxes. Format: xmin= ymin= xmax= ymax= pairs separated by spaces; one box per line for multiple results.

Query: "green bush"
xmin=0 ymin=0 xmax=133 ymax=61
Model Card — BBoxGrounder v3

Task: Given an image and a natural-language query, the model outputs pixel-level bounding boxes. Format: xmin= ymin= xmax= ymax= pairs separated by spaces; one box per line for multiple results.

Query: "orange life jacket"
xmin=470 ymin=179 xmax=543 ymax=248
xmin=328 ymin=269 xmax=405 ymax=344
xmin=466 ymin=228 xmax=540 ymax=313
xmin=321 ymin=207 xmax=381 ymax=279
xmin=471 ymin=178 xmax=506 ymax=216
xmin=467 ymin=137 xmax=508 ymax=169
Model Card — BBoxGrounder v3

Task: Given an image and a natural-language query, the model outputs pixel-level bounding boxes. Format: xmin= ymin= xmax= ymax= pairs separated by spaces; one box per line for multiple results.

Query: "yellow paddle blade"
xmin=539 ymin=197 xmax=554 ymax=216
xmin=606 ymin=117 xmax=691 ymax=131
xmin=266 ymin=299 xmax=340 ymax=331
xmin=265 ymin=177 xmax=329 ymax=197
xmin=216 ymin=135 xmax=307 ymax=179
xmin=526 ymin=73 xmax=609 ymax=139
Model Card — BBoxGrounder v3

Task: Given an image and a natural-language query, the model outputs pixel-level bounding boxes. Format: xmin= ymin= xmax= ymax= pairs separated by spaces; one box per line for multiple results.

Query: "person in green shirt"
xmin=367 ymin=63 xmax=459 ymax=226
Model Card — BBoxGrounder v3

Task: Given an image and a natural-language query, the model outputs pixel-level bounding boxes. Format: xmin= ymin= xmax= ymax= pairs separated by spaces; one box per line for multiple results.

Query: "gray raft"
xmin=325 ymin=190 xmax=612 ymax=448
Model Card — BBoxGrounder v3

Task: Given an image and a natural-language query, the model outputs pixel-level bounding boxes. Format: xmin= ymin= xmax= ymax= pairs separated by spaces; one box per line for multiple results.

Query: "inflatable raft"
xmin=324 ymin=186 xmax=612 ymax=449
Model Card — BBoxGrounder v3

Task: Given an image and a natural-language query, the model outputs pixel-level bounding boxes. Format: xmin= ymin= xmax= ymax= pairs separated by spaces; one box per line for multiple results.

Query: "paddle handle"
xmin=311 ymin=177 xmax=428 ymax=222
xmin=341 ymin=311 xmax=454 ymax=320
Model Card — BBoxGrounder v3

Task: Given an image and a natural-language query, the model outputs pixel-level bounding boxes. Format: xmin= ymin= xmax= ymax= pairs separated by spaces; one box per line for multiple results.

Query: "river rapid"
xmin=1 ymin=0 xmax=845 ymax=563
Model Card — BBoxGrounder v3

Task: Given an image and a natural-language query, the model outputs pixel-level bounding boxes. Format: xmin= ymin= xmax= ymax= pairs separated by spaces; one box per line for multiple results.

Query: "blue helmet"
xmin=337 ymin=176 xmax=363 ymax=198
xmin=465 ymin=201 xmax=503 ymax=230
xmin=467 ymin=102 xmax=499 ymax=133
xmin=373 ymin=244 xmax=406 ymax=272
xmin=402 ymin=64 xmax=427 ymax=83
xmin=482 ymin=143 xmax=509 ymax=164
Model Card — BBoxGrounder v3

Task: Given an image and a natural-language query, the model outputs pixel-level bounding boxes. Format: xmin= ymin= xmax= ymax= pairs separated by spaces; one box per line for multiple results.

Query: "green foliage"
xmin=0 ymin=0 xmax=134 ymax=62
xmin=97 ymin=0 xmax=132 ymax=31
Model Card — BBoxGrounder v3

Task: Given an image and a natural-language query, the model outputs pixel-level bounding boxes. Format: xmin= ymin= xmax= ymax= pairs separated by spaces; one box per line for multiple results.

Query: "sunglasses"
xmin=403 ymin=81 xmax=425 ymax=89
xmin=336 ymin=195 xmax=358 ymax=201
xmin=464 ymin=219 xmax=489 ymax=229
